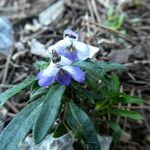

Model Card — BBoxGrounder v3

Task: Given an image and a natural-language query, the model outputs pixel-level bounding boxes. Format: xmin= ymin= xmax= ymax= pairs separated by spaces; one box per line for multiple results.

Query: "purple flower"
xmin=63 ymin=29 xmax=79 ymax=40
xmin=36 ymin=56 xmax=85 ymax=87
xmin=36 ymin=29 xmax=99 ymax=87
xmin=48 ymin=29 xmax=99 ymax=62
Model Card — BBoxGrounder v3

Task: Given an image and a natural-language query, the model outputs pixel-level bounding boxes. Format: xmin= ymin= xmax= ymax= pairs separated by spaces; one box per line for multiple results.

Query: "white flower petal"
xmin=88 ymin=45 xmax=99 ymax=58
xmin=48 ymin=36 xmax=72 ymax=53
xmin=58 ymin=56 xmax=72 ymax=66
xmin=42 ymin=61 xmax=60 ymax=77
xmin=73 ymin=41 xmax=90 ymax=60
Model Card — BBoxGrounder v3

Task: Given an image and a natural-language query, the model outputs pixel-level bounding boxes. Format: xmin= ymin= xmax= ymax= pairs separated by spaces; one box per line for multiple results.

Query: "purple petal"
xmin=36 ymin=73 xmax=56 ymax=87
xmin=36 ymin=72 xmax=43 ymax=80
xmin=63 ymin=29 xmax=79 ymax=40
xmin=62 ymin=66 xmax=85 ymax=82
xmin=56 ymin=71 xmax=71 ymax=86
xmin=63 ymin=49 xmax=78 ymax=62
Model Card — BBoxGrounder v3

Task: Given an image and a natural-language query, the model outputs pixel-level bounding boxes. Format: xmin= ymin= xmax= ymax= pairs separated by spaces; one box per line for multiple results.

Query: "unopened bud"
xmin=52 ymin=50 xmax=61 ymax=63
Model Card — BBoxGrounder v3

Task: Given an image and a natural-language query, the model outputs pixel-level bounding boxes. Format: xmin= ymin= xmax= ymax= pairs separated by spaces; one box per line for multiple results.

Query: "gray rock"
xmin=98 ymin=135 xmax=112 ymax=150
xmin=39 ymin=0 xmax=65 ymax=26
xmin=108 ymin=46 xmax=145 ymax=63
xmin=30 ymin=39 xmax=51 ymax=58
xmin=20 ymin=134 xmax=74 ymax=150
xmin=0 ymin=16 xmax=14 ymax=56
xmin=20 ymin=134 xmax=112 ymax=150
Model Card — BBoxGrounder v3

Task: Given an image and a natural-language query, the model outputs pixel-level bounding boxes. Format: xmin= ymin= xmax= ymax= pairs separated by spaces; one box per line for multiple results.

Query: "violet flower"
xmin=48 ymin=29 xmax=99 ymax=62
xmin=36 ymin=56 xmax=85 ymax=87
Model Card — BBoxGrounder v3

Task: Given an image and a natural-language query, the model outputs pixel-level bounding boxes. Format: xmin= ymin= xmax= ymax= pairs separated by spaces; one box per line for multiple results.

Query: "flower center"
xmin=66 ymin=40 xmax=75 ymax=53
xmin=52 ymin=50 xmax=61 ymax=63
xmin=59 ymin=68 xmax=66 ymax=75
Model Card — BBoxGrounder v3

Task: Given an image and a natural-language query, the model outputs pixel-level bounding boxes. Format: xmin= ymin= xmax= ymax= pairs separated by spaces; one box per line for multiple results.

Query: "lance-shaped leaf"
xmin=53 ymin=122 xmax=68 ymax=138
xmin=96 ymin=61 xmax=126 ymax=72
xmin=0 ymin=98 xmax=43 ymax=150
xmin=108 ymin=121 xmax=121 ymax=143
xmin=30 ymin=87 xmax=48 ymax=101
xmin=86 ymin=73 xmax=98 ymax=91
xmin=71 ymin=83 xmax=96 ymax=104
xmin=110 ymin=109 xmax=143 ymax=120
xmin=119 ymin=93 xmax=143 ymax=104
xmin=73 ymin=60 xmax=126 ymax=77
xmin=73 ymin=60 xmax=104 ymax=79
xmin=66 ymin=101 xmax=100 ymax=149
xmin=33 ymin=85 xmax=65 ymax=143
xmin=111 ymin=73 xmax=120 ymax=92
xmin=0 ymin=76 xmax=36 ymax=106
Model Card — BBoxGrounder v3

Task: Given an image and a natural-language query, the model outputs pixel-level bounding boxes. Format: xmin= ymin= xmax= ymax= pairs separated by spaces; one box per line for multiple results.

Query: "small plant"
xmin=104 ymin=4 xmax=125 ymax=31
xmin=0 ymin=29 xmax=143 ymax=150
xmin=104 ymin=4 xmax=127 ymax=44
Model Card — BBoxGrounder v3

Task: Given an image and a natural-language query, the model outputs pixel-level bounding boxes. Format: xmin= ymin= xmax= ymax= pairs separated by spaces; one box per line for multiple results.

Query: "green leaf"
xmin=0 ymin=76 xmax=36 ymax=106
xmin=0 ymin=98 xmax=43 ymax=150
xmin=34 ymin=61 xmax=49 ymax=71
xmin=80 ymin=88 xmax=96 ymax=104
xmin=96 ymin=85 xmax=119 ymax=102
xmin=30 ymin=87 xmax=48 ymax=100
xmin=111 ymin=73 xmax=120 ymax=92
xmin=86 ymin=73 xmax=98 ymax=91
xmin=53 ymin=123 xmax=68 ymax=138
xmin=96 ymin=61 xmax=126 ymax=72
xmin=119 ymin=93 xmax=143 ymax=104
xmin=108 ymin=121 xmax=121 ymax=143
xmin=107 ymin=4 xmax=114 ymax=17
xmin=33 ymin=85 xmax=65 ymax=143
xmin=73 ymin=61 xmax=125 ymax=88
xmin=73 ymin=60 xmax=104 ymax=79
xmin=118 ymin=14 xmax=125 ymax=28
xmin=96 ymin=100 xmax=110 ymax=110
xmin=66 ymin=101 xmax=100 ymax=149
xmin=71 ymin=83 xmax=96 ymax=104
xmin=110 ymin=109 xmax=143 ymax=120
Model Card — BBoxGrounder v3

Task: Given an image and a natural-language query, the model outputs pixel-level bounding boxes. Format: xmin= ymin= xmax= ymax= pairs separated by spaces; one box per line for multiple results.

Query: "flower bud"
xmin=52 ymin=50 xmax=61 ymax=63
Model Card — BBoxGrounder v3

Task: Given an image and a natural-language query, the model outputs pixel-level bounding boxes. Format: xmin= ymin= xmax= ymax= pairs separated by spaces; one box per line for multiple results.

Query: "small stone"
xmin=25 ymin=19 xmax=41 ymax=33
xmin=20 ymin=134 xmax=74 ymax=150
xmin=0 ymin=107 xmax=7 ymax=133
xmin=145 ymin=134 xmax=150 ymax=143
xmin=97 ymin=135 xmax=112 ymax=150
xmin=108 ymin=46 xmax=145 ymax=63
xmin=30 ymin=39 xmax=50 ymax=58
xmin=120 ymin=130 xmax=132 ymax=142
xmin=0 ymin=17 xmax=14 ymax=56
xmin=39 ymin=0 xmax=65 ymax=26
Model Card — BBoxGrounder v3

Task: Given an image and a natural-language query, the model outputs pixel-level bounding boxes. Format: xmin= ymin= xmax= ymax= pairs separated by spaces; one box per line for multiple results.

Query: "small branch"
xmin=87 ymin=21 xmax=136 ymax=44
xmin=114 ymin=105 xmax=150 ymax=110
xmin=125 ymin=60 xmax=150 ymax=67
xmin=2 ymin=48 xmax=13 ymax=84
xmin=0 ymin=84 xmax=14 ymax=88
xmin=91 ymin=0 xmax=101 ymax=23
xmin=6 ymin=101 xmax=19 ymax=113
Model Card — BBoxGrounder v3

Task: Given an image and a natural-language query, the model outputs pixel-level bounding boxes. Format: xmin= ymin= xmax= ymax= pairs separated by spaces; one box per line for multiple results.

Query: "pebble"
xmin=0 ymin=16 xmax=14 ymax=56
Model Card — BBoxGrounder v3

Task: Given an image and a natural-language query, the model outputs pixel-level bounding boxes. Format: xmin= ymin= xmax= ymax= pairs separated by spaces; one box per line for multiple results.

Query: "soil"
xmin=0 ymin=0 xmax=150 ymax=149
